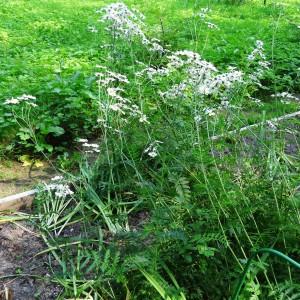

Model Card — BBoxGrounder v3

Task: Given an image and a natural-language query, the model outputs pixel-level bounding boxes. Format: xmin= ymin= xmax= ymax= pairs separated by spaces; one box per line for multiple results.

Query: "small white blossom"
xmin=78 ymin=138 xmax=88 ymax=143
xmin=194 ymin=115 xmax=203 ymax=124
xmin=97 ymin=3 xmax=165 ymax=53
xmin=51 ymin=176 xmax=63 ymax=181
xmin=46 ymin=183 xmax=74 ymax=198
xmin=197 ymin=8 xmax=211 ymax=19
xmin=88 ymin=25 xmax=98 ymax=33
xmin=271 ymin=92 xmax=298 ymax=101
xmin=4 ymin=98 xmax=20 ymax=105
xmin=203 ymin=108 xmax=216 ymax=117
xmin=205 ymin=22 xmax=219 ymax=29
xmin=139 ymin=114 xmax=148 ymax=123
xmin=4 ymin=94 xmax=37 ymax=106
xmin=82 ymin=143 xmax=99 ymax=148
xmin=246 ymin=40 xmax=269 ymax=86
xmin=144 ymin=140 xmax=162 ymax=158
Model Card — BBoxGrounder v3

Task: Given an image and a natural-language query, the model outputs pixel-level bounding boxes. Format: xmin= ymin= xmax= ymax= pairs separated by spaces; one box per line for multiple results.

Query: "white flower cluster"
xmin=249 ymin=96 xmax=263 ymax=106
xmin=51 ymin=176 xmax=63 ymax=181
xmin=53 ymin=184 xmax=74 ymax=198
xmin=77 ymin=138 xmax=100 ymax=153
xmin=197 ymin=8 xmax=211 ymax=19
xmin=96 ymin=66 xmax=129 ymax=86
xmin=247 ymin=40 xmax=265 ymax=61
xmin=203 ymin=107 xmax=216 ymax=117
xmin=271 ymin=92 xmax=298 ymax=104
xmin=4 ymin=94 xmax=37 ymax=107
xmin=136 ymin=66 xmax=170 ymax=80
xmin=144 ymin=140 xmax=162 ymax=158
xmin=96 ymin=67 xmax=148 ymax=124
xmin=97 ymin=3 xmax=164 ymax=53
xmin=247 ymin=40 xmax=270 ymax=85
xmin=205 ymin=22 xmax=219 ymax=30
xmin=151 ymin=50 xmax=243 ymax=99
xmin=46 ymin=179 xmax=74 ymax=198
xmin=196 ymin=8 xmax=218 ymax=29
xmin=88 ymin=25 xmax=98 ymax=33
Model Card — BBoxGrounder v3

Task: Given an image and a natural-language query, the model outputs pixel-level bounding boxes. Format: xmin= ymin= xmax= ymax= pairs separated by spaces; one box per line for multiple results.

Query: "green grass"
xmin=0 ymin=0 xmax=299 ymax=99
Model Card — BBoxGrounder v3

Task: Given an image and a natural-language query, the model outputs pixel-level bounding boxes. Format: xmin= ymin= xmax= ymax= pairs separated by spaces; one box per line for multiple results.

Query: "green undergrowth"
xmin=0 ymin=0 xmax=299 ymax=153
xmin=1 ymin=0 xmax=300 ymax=299
xmin=34 ymin=121 xmax=300 ymax=299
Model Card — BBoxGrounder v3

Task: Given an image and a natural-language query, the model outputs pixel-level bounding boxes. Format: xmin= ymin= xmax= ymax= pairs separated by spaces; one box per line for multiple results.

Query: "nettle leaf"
xmin=40 ymin=125 xmax=65 ymax=136
xmin=47 ymin=126 xmax=65 ymax=136
xmin=35 ymin=143 xmax=53 ymax=153
xmin=17 ymin=131 xmax=31 ymax=141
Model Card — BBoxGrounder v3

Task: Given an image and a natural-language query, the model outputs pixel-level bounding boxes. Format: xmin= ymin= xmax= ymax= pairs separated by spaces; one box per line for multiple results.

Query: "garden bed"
xmin=0 ymin=160 xmax=56 ymax=198
xmin=0 ymin=221 xmax=61 ymax=300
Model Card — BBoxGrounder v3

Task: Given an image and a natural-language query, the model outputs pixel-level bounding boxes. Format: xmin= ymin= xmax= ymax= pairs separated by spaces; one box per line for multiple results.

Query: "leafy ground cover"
xmin=0 ymin=0 xmax=300 ymax=299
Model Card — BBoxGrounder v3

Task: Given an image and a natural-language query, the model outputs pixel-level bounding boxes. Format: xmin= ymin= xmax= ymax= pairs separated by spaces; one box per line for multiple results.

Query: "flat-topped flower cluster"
xmin=4 ymin=94 xmax=37 ymax=107
xmin=138 ymin=50 xmax=243 ymax=99
xmin=97 ymin=2 xmax=164 ymax=53
xmin=96 ymin=66 xmax=148 ymax=125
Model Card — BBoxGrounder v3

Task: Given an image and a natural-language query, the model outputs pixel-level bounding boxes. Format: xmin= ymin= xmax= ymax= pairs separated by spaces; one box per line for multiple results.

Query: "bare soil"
xmin=0 ymin=221 xmax=61 ymax=300
xmin=0 ymin=161 xmax=56 ymax=198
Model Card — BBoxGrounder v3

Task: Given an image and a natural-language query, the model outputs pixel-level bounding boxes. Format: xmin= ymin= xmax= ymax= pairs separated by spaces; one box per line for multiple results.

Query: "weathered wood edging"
xmin=211 ymin=110 xmax=300 ymax=141
xmin=0 ymin=189 xmax=38 ymax=211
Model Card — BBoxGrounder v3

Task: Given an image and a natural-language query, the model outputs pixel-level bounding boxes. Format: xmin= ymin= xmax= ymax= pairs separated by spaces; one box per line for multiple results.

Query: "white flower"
xmin=155 ymin=49 xmax=243 ymax=100
xmin=246 ymin=40 xmax=269 ymax=86
xmin=46 ymin=183 xmax=74 ymax=198
xmin=3 ymin=94 xmax=37 ymax=106
xmin=96 ymin=70 xmax=129 ymax=86
xmin=78 ymin=138 xmax=88 ymax=143
xmin=197 ymin=8 xmax=210 ymax=19
xmin=107 ymin=87 xmax=124 ymax=97
xmin=4 ymin=98 xmax=20 ymax=105
xmin=81 ymin=142 xmax=100 ymax=153
xmin=249 ymin=97 xmax=263 ymax=106
xmin=144 ymin=140 xmax=162 ymax=158
xmin=20 ymin=94 xmax=36 ymax=100
xmin=271 ymin=92 xmax=298 ymax=101
xmin=82 ymin=143 xmax=99 ymax=148
xmin=26 ymin=102 xmax=38 ymax=107
xmin=98 ymin=3 xmax=164 ymax=53
xmin=139 ymin=114 xmax=148 ymax=123
xmin=203 ymin=108 xmax=216 ymax=117
xmin=51 ymin=176 xmax=63 ymax=181
xmin=205 ymin=22 xmax=219 ymax=29
xmin=194 ymin=115 xmax=203 ymax=123
xmin=136 ymin=66 xmax=169 ymax=80
xmin=88 ymin=25 xmax=98 ymax=33
xmin=148 ymin=150 xmax=158 ymax=158
xmin=247 ymin=54 xmax=255 ymax=61
xmin=109 ymin=103 xmax=125 ymax=113
xmin=54 ymin=184 xmax=74 ymax=198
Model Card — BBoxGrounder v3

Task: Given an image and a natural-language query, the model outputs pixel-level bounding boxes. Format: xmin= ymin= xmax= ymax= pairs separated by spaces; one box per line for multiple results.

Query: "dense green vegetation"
xmin=1 ymin=0 xmax=300 ymax=299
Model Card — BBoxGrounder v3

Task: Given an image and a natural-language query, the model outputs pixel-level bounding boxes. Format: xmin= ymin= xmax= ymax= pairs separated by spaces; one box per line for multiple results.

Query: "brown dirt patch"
xmin=0 ymin=221 xmax=61 ymax=300
xmin=0 ymin=160 xmax=56 ymax=198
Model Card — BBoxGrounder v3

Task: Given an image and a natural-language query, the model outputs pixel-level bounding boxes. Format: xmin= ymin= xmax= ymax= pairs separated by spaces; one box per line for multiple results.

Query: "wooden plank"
xmin=0 ymin=189 xmax=38 ymax=211
xmin=210 ymin=110 xmax=300 ymax=141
